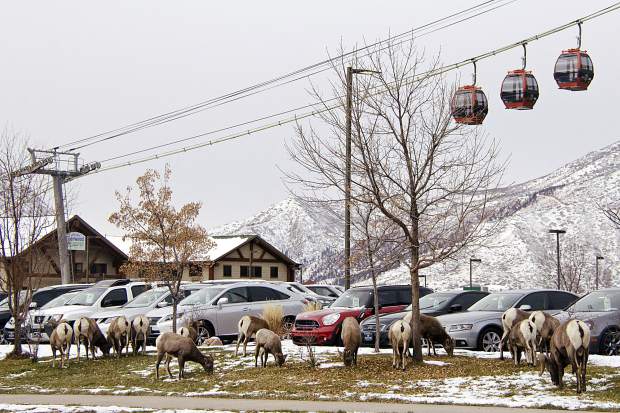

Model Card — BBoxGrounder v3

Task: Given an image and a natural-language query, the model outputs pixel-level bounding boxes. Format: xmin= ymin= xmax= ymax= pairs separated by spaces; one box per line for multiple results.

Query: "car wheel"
xmin=0 ymin=330 xmax=7 ymax=345
xmin=478 ymin=328 xmax=502 ymax=352
xmin=599 ymin=328 xmax=620 ymax=356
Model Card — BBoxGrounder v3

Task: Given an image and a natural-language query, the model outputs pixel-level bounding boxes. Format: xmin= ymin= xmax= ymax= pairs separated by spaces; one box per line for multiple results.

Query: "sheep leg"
xmin=125 ymin=334 xmax=130 ymax=357
xmin=354 ymin=348 xmax=358 ymax=366
xmin=391 ymin=342 xmax=397 ymax=368
xmin=432 ymin=340 xmax=438 ymax=357
xmin=51 ymin=347 xmax=56 ymax=368
xmin=155 ymin=352 xmax=164 ymax=379
xmin=254 ymin=344 xmax=261 ymax=367
xmin=165 ymin=354 xmax=173 ymax=379
xmin=262 ymin=349 xmax=268 ymax=368
xmin=427 ymin=339 xmax=431 ymax=357
xmin=243 ymin=333 xmax=250 ymax=357
xmin=76 ymin=337 xmax=81 ymax=361
xmin=499 ymin=330 xmax=508 ymax=360
xmin=235 ymin=332 xmax=243 ymax=357
xmin=178 ymin=356 xmax=185 ymax=380
xmin=402 ymin=339 xmax=407 ymax=371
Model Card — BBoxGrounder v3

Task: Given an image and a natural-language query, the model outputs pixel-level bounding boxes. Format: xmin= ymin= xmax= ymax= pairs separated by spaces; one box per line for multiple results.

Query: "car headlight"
xmin=159 ymin=314 xmax=171 ymax=323
xmin=51 ymin=314 xmax=63 ymax=322
xmin=8 ymin=317 xmax=15 ymax=324
xmin=449 ymin=324 xmax=473 ymax=332
xmin=322 ymin=313 xmax=340 ymax=326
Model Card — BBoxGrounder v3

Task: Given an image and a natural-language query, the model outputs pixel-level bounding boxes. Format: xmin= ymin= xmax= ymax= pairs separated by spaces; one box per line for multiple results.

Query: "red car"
xmin=291 ymin=285 xmax=432 ymax=345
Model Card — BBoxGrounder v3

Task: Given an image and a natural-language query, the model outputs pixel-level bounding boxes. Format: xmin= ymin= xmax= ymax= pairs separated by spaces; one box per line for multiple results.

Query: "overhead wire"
xmin=82 ymin=1 xmax=620 ymax=176
xmin=54 ymin=0 xmax=515 ymax=152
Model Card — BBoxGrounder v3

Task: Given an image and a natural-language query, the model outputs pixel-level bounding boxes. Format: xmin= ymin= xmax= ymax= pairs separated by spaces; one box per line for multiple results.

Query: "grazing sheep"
xmin=204 ymin=336 xmax=223 ymax=346
xmin=155 ymin=332 xmax=214 ymax=379
xmin=74 ymin=317 xmax=110 ymax=360
xmin=389 ymin=320 xmax=411 ymax=371
xmin=254 ymin=328 xmax=287 ymax=367
xmin=340 ymin=317 xmax=361 ymax=367
xmin=500 ymin=308 xmax=530 ymax=360
xmin=179 ymin=326 xmax=197 ymax=342
xmin=403 ymin=313 xmax=455 ymax=357
xmin=131 ymin=315 xmax=149 ymax=356
xmin=107 ymin=316 xmax=131 ymax=358
xmin=539 ymin=320 xmax=590 ymax=393
xmin=236 ymin=315 xmax=269 ymax=357
xmin=508 ymin=319 xmax=538 ymax=366
xmin=529 ymin=311 xmax=560 ymax=355
xmin=50 ymin=322 xmax=73 ymax=368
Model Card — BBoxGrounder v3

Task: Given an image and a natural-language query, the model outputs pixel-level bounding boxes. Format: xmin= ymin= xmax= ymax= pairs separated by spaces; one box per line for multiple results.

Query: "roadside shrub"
xmin=303 ymin=301 xmax=322 ymax=312
xmin=262 ymin=304 xmax=283 ymax=335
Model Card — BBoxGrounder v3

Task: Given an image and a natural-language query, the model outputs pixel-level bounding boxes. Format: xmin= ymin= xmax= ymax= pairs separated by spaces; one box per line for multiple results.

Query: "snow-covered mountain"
xmin=214 ymin=141 xmax=620 ymax=291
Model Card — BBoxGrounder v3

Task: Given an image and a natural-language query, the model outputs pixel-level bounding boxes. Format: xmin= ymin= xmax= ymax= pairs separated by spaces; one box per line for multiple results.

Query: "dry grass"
xmin=262 ymin=304 xmax=284 ymax=335
xmin=302 ymin=301 xmax=322 ymax=312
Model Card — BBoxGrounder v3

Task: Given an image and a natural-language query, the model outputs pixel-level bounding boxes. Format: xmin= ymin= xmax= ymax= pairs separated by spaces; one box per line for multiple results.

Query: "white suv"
xmin=36 ymin=279 xmax=149 ymax=338
xmin=147 ymin=282 xmax=308 ymax=343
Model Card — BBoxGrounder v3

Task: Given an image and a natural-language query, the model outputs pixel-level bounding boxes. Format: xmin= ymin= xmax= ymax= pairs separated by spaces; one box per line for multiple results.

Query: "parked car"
xmin=436 ymin=289 xmax=579 ymax=352
xmin=148 ymin=282 xmax=308 ymax=343
xmin=291 ymin=285 xmax=433 ymax=346
xmin=2 ymin=283 xmax=91 ymax=343
xmin=284 ymin=282 xmax=335 ymax=307
xmin=92 ymin=283 xmax=206 ymax=336
xmin=554 ymin=288 xmax=620 ymax=355
xmin=306 ymin=284 xmax=342 ymax=298
xmin=360 ymin=289 xmax=490 ymax=347
xmin=32 ymin=279 xmax=149 ymax=342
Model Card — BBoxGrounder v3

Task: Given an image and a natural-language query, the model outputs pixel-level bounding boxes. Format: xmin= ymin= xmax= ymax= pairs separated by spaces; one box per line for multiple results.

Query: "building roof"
xmin=207 ymin=234 xmax=299 ymax=267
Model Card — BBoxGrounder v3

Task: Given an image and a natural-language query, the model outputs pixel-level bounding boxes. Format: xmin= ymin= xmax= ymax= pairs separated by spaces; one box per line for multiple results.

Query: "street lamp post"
xmin=548 ymin=229 xmax=566 ymax=290
xmin=469 ymin=258 xmax=481 ymax=288
xmin=344 ymin=66 xmax=380 ymax=290
xmin=595 ymin=255 xmax=604 ymax=290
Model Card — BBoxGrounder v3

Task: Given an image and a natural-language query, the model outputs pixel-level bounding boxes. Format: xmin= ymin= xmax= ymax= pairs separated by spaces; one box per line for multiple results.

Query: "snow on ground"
xmin=0 ymin=406 xmax=234 ymax=413
xmin=0 ymin=344 xmax=158 ymax=361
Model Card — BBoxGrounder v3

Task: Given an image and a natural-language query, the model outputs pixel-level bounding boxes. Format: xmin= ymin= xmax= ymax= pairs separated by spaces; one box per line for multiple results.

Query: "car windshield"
xmin=331 ymin=290 xmax=372 ymax=308
xmin=67 ymin=288 xmax=106 ymax=306
xmin=0 ymin=291 xmax=27 ymax=308
xmin=179 ymin=287 xmax=224 ymax=306
xmin=309 ymin=286 xmax=336 ymax=297
xmin=571 ymin=291 xmax=620 ymax=312
xmin=124 ymin=288 xmax=168 ymax=308
xmin=419 ymin=293 xmax=455 ymax=310
xmin=468 ymin=293 xmax=521 ymax=312
xmin=41 ymin=291 xmax=80 ymax=309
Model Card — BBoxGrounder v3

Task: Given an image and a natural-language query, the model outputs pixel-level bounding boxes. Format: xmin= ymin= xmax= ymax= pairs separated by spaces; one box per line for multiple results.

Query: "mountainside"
xmin=214 ymin=141 xmax=620 ymax=291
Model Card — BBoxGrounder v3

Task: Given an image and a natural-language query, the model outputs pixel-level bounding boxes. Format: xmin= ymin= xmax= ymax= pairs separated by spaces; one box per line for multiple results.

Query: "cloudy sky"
xmin=1 ymin=0 xmax=619 ymax=242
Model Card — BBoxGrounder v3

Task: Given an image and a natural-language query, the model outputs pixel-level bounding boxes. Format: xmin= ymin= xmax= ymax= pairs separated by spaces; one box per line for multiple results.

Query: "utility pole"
xmin=595 ymin=255 xmax=604 ymax=290
xmin=344 ymin=66 xmax=380 ymax=291
xmin=548 ymin=229 xmax=566 ymax=290
xmin=469 ymin=258 xmax=481 ymax=288
xmin=12 ymin=148 xmax=100 ymax=284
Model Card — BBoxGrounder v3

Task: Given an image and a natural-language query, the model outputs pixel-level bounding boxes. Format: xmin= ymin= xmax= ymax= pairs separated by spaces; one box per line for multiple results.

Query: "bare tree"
xmin=0 ymin=130 xmax=53 ymax=356
xmin=598 ymin=201 xmax=620 ymax=229
xmin=287 ymin=39 xmax=504 ymax=361
xmin=109 ymin=165 xmax=214 ymax=333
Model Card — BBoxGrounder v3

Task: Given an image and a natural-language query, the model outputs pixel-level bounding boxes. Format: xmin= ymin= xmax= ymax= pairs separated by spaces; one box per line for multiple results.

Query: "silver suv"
xmin=148 ymin=282 xmax=307 ymax=342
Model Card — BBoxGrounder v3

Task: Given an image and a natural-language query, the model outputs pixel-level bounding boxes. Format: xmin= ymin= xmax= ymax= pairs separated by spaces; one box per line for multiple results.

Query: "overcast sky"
xmin=1 ymin=1 xmax=619 ymax=242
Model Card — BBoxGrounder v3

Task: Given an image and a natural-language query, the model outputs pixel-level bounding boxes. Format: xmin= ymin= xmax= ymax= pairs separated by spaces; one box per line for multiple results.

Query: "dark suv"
xmin=291 ymin=285 xmax=432 ymax=346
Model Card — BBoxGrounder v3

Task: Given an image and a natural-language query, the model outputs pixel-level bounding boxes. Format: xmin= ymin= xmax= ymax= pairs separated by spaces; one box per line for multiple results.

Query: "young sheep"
xmin=155 ymin=332 xmax=214 ymax=379
xmin=236 ymin=315 xmax=269 ymax=357
xmin=500 ymin=308 xmax=530 ymax=360
xmin=204 ymin=336 xmax=223 ymax=346
xmin=107 ymin=316 xmax=131 ymax=358
xmin=508 ymin=319 xmax=538 ymax=366
xmin=50 ymin=322 xmax=73 ymax=368
xmin=389 ymin=319 xmax=411 ymax=371
xmin=539 ymin=319 xmax=590 ymax=393
xmin=179 ymin=326 xmax=197 ymax=343
xmin=131 ymin=315 xmax=149 ymax=356
xmin=254 ymin=328 xmax=287 ymax=367
xmin=341 ymin=317 xmax=361 ymax=367
xmin=529 ymin=311 xmax=560 ymax=355
xmin=74 ymin=317 xmax=111 ymax=360
xmin=403 ymin=313 xmax=455 ymax=357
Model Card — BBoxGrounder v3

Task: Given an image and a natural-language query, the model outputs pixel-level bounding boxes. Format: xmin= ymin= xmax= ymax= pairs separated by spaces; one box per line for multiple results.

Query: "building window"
xmin=252 ymin=266 xmax=262 ymax=278
xmin=223 ymin=265 xmax=232 ymax=277
xmin=90 ymin=263 xmax=107 ymax=275
xmin=270 ymin=266 xmax=278 ymax=279
xmin=240 ymin=265 xmax=249 ymax=277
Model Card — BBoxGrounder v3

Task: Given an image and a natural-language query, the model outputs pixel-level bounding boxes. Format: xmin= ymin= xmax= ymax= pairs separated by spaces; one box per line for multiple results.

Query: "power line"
xmin=84 ymin=1 xmax=620 ymax=176
xmin=53 ymin=0 xmax=515 ymax=153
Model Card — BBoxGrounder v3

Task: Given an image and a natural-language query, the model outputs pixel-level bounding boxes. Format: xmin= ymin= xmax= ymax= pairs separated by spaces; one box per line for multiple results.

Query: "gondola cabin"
xmin=451 ymin=85 xmax=488 ymax=125
xmin=500 ymin=69 xmax=539 ymax=110
xmin=553 ymin=48 xmax=594 ymax=91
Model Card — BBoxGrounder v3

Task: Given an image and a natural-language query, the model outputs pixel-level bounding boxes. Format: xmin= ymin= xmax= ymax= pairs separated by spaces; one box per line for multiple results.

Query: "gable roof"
xmin=207 ymin=234 xmax=299 ymax=267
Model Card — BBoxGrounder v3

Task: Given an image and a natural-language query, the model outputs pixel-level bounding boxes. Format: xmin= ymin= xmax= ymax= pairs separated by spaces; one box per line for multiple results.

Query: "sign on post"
xmin=67 ymin=232 xmax=86 ymax=251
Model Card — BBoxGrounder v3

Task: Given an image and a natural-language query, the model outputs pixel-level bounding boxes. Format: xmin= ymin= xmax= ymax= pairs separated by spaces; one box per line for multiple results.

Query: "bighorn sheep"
xmin=389 ymin=319 xmax=411 ymax=371
xmin=403 ymin=313 xmax=455 ymax=356
xmin=341 ymin=317 xmax=361 ymax=367
xmin=254 ymin=328 xmax=287 ymax=367
xmin=74 ymin=317 xmax=110 ymax=360
xmin=508 ymin=319 xmax=538 ymax=366
xmin=107 ymin=316 xmax=131 ymax=358
xmin=131 ymin=315 xmax=149 ymax=356
xmin=539 ymin=319 xmax=590 ymax=393
xmin=529 ymin=311 xmax=560 ymax=355
xmin=501 ymin=308 xmax=530 ymax=360
xmin=204 ymin=336 xmax=223 ymax=346
xmin=50 ymin=322 xmax=73 ymax=368
xmin=179 ymin=326 xmax=197 ymax=343
xmin=236 ymin=315 xmax=269 ymax=357
xmin=155 ymin=332 xmax=214 ymax=379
